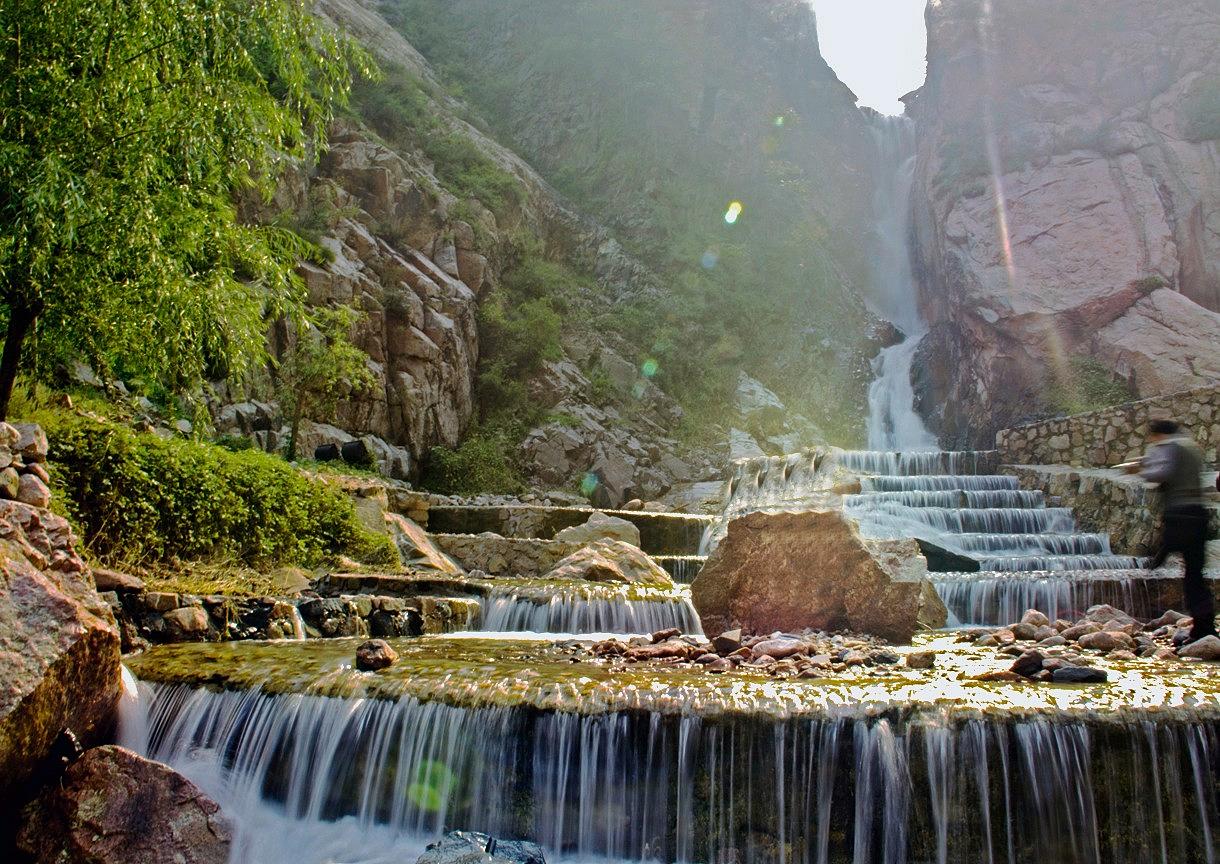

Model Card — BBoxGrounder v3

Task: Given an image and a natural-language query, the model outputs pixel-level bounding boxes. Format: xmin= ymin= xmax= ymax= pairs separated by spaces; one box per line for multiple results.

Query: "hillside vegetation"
xmin=382 ymin=0 xmax=879 ymax=443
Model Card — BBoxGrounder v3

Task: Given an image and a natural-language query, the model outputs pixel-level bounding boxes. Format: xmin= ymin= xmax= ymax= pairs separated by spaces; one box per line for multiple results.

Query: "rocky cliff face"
xmin=911 ymin=0 xmax=1220 ymax=445
xmin=214 ymin=0 xmax=725 ymax=497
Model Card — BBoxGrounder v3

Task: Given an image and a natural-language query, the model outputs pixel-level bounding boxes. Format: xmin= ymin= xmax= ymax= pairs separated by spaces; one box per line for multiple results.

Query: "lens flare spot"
xmin=774 ymin=115 xmax=785 ymax=127
xmin=631 ymin=380 xmax=648 ymax=399
xmin=700 ymin=248 xmax=719 ymax=269
xmin=641 ymin=359 xmax=659 ymax=378
xmin=407 ymin=760 xmax=455 ymax=812
xmin=580 ymin=473 xmax=599 ymax=497
xmin=724 ymin=201 xmax=743 ymax=224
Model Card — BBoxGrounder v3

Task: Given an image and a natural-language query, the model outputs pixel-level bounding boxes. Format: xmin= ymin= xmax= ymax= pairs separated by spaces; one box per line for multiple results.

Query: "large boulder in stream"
xmin=18 ymin=745 xmax=232 ymax=864
xmin=692 ymin=509 xmax=947 ymax=642
xmin=543 ymin=540 xmax=672 ymax=586
xmin=0 ymin=499 xmax=121 ymax=808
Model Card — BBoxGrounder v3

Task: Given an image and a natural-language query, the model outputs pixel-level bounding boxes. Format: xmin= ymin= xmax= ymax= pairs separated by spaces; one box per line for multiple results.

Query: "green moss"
xmin=125 ymin=633 xmax=1220 ymax=720
xmin=1045 ymin=355 xmax=1136 ymax=417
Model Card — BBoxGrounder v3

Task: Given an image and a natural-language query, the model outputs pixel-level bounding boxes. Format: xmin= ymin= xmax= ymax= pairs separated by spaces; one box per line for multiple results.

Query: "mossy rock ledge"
xmin=125 ymin=634 xmax=1220 ymax=723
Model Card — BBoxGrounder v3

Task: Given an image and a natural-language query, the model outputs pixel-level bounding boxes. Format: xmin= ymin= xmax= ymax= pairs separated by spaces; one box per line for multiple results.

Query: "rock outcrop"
xmin=553 ymin=511 xmax=642 ymax=547
xmin=691 ymin=509 xmax=947 ymax=642
xmin=543 ymin=540 xmax=673 ymax=587
xmin=386 ymin=512 xmax=464 ymax=575
xmin=17 ymin=745 xmax=232 ymax=864
xmin=911 ymin=0 xmax=1220 ymax=446
xmin=0 ymin=495 xmax=121 ymax=808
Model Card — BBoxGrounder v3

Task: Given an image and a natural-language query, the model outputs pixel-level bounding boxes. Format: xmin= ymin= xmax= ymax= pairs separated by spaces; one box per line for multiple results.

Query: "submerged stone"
xmin=356 ymin=639 xmax=399 ymax=671
xmin=1051 ymin=666 xmax=1109 ymax=684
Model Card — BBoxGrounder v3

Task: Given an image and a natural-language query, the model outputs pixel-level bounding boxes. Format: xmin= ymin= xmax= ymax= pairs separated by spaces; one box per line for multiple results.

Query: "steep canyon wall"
xmin=910 ymin=0 xmax=1220 ymax=447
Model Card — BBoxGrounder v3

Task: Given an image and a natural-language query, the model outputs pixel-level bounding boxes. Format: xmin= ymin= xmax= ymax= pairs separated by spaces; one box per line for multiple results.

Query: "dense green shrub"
xmin=43 ymin=413 xmax=394 ymax=569
xmin=421 ymin=433 xmax=523 ymax=495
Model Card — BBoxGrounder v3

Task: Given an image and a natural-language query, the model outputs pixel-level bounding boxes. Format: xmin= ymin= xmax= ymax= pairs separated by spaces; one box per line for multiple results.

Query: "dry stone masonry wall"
xmin=997 ymin=384 xmax=1220 ymax=468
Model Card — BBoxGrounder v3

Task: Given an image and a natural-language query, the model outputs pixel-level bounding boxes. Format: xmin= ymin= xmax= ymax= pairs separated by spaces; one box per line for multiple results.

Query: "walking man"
xmin=1130 ymin=419 xmax=1216 ymax=643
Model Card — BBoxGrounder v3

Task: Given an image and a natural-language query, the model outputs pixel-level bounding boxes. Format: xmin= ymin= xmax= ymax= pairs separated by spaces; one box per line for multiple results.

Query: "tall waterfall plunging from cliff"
xmin=865 ymin=117 xmax=938 ymax=451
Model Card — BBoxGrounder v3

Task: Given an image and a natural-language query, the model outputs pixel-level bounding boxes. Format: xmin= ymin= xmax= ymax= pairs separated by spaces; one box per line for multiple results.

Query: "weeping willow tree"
xmin=0 ymin=0 xmax=373 ymax=419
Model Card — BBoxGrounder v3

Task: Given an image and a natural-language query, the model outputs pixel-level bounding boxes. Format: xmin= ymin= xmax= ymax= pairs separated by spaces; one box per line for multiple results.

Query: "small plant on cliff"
xmin=276 ymin=307 xmax=377 ymax=462
xmin=421 ymin=432 xmax=524 ymax=496
xmin=0 ymin=0 xmax=372 ymax=420
xmin=1179 ymin=75 xmax=1220 ymax=142
xmin=1046 ymin=355 xmax=1135 ymax=417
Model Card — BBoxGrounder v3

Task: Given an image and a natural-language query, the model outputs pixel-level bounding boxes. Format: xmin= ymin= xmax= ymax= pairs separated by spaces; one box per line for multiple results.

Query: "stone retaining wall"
xmin=101 ymin=587 xmax=478 ymax=650
xmin=996 ymin=385 xmax=1220 ymax=468
xmin=425 ymin=505 xmax=711 ymax=556
xmin=432 ymin=534 xmax=582 ymax=578
xmin=1007 ymin=465 xmax=1220 ymax=555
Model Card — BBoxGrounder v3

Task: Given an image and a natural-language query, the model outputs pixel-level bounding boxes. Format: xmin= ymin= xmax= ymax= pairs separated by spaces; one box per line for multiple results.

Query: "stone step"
xmin=972 ymin=554 xmax=1143 ymax=572
xmin=834 ymin=450 xmax=1001 ymax=476
xmin=423 ymin=504 xmax=711 ymax=555
xmin=862 ymin=474 xmax=1020 ymax=492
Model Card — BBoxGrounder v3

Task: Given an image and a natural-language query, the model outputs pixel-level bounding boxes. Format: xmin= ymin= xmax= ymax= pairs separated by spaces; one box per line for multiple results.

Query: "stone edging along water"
xmin=124 ymin=634 xmax=1220 ymax=725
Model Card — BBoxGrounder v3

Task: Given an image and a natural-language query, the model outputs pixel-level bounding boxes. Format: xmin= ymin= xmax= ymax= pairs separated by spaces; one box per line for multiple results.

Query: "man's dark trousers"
xmin=1151 ymin=505 xmax=1215 ymax=639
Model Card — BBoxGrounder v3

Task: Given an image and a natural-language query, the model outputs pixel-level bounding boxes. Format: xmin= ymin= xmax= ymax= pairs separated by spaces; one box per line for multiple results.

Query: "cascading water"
xmin=124 ymin=680 xmax=1220 ymax=864
xmin=478 ymin=585 xmax=702 ymax=635
xmin=865 ymin=117 xmax=938 ymax=452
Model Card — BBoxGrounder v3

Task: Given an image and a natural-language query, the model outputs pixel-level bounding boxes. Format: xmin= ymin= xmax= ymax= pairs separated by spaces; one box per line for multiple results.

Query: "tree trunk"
xmin=0 ymin=301 xmax=40 ymax=421
xmin=286 ymin=403 xmax=303 ymax=462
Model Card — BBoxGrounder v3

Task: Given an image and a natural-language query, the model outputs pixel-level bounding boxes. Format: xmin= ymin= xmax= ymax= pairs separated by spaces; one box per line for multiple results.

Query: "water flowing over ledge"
xmin=125 ymin=669 xmax=1219 ymax=864
xmin=479 ymin=583 xmax=702 ymax=635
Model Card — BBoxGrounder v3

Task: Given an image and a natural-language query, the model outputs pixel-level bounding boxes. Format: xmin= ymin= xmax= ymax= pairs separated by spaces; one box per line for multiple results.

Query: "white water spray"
xmin=865 ymin=117 xmax=938 ymax=451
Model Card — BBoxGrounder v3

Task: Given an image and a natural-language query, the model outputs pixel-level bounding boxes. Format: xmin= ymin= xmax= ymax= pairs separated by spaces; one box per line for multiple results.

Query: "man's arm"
xmin=1140 ymin=443 xmax=1175 ymax=483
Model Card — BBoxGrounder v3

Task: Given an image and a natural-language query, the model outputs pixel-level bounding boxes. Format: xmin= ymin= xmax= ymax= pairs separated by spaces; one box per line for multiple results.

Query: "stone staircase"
xmin=836 ymin=449 xmax=1215 ymax=626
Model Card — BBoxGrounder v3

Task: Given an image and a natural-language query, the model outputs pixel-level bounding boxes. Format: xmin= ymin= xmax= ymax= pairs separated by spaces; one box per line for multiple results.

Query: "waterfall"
xmin=478 ymin=586 xmax=703 ymax=635
xmin=865 ymin=116 xmax=938 ymax=451
xmin=125 ymin=681 xmax=1220 ymax=864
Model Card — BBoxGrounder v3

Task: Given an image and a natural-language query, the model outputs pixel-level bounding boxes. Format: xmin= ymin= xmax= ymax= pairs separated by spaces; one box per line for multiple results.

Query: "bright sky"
xmin=810 ymin=0 xmax=928 ymax=116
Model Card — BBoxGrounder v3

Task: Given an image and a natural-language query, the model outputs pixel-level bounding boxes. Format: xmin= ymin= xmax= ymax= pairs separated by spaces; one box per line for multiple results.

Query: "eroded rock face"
xmin=0 ymin=501 xmax=121 ymax=807
xmin=386 ymin=513 xmax=464 ymax=576
xmin=17 ymin=745 xmax=231 ymax=864
xmin=911 ymin=0 xmax=1220 ymax=445
xmin=691 ymin=509 xmax=947 ymax=642
xmin=544 ymin=540 xmax=673 ymax=586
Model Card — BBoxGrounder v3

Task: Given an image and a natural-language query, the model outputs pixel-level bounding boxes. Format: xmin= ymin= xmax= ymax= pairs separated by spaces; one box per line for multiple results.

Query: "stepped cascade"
xmin=706 ymin=448 xmax=1213 ymax=627
xmin=478 ymin=584 xmax=702 ymax=635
